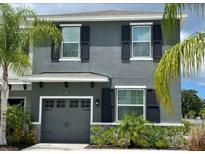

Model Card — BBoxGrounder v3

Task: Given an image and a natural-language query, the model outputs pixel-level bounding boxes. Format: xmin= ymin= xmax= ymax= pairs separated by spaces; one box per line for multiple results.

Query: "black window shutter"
xmin=146 ymin=89 xmax=160 ymax=123
xmin=153 ymin=24 xmax=162 ymax=62
xmin=81 ymin=26 xmax=90 ymax=63
xmin=121 ymin=25 xmax=131 ymax=63
xmin=51 ymin=42 xmax=60 ymax=62
xmin=101 ymin=88 xmax=115 ymax=122
xmin=51 ymin=23 xmax=61 ymax=62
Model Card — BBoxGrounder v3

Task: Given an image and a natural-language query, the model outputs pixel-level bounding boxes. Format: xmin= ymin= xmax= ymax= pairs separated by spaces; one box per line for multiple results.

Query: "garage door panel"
xmin=41 ymin=98 xmax=90 ymax=143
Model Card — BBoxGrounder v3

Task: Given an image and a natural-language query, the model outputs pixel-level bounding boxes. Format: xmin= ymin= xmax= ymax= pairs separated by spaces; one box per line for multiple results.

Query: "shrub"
xmin=90 ymin=126 xmax=116 ymax=146
xmin=116 ymin=114 xmax=146 ymax=148
xmin=91 ymin=114 xmax=185 ymax=149
xmin=140 ymin=125 xmax=170 ymax=149
xmin=187 ymin=127 xmax=205 ymax=151
xmin=6 ymin=105 xmax=37 ymax=146
xmin=182 ymin=119 xmax=191 ymax=135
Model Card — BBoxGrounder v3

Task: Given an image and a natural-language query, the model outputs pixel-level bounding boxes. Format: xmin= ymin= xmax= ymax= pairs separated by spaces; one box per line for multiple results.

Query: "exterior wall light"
xmin=64 ymin=82 xmax=69 ymax=88
xmin=95 ymin=99 xmax=100 ymax=106
xmin=23 ymin=84 xmax=27 ymax=90
xmin=39 ymin=82 xmax=43 ymax=88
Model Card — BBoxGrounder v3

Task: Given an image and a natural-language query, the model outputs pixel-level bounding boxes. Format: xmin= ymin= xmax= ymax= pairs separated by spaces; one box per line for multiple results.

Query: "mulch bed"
xmin=0 ymin=145 xmax=30 ymax=151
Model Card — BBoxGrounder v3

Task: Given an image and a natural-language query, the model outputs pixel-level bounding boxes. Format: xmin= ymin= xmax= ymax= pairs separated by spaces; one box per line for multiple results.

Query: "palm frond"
xmin=26 ymin=19 xmax=62 ymax=47
xmin=154 ymin=32 xmax=205 ymax=111
xmin=162 ymin=3 xmax=205 ymax=42
xmin=8 ymin=49 xmax=31 ymax=76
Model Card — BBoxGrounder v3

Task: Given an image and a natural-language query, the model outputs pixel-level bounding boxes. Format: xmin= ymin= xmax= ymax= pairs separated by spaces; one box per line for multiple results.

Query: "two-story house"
xmin=7 ymin=10 xmax=183 ymax=143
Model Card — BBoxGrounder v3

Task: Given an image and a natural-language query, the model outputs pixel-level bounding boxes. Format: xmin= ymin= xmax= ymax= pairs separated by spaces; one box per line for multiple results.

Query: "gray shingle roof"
xmin=41 ymin=9 xmax=162 ymax=17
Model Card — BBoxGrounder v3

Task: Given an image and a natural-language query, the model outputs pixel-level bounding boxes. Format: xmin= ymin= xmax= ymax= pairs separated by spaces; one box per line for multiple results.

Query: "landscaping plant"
xmin=91 ymin=114 xmax=185 ymax=149
xmin=187 ymin=127 xmax=205 ymax=151
xmin=116 ymin=114 xmax=146 ymax=148
xmin=154 ymin=4 xmax=205 ymax=112
xmin=6 ymin=105 xmax=37 ymax=146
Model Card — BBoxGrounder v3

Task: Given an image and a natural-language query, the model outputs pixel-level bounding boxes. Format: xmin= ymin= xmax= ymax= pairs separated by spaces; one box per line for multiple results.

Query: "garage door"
xmin=41 ymin=98 xmax=90 ymax=143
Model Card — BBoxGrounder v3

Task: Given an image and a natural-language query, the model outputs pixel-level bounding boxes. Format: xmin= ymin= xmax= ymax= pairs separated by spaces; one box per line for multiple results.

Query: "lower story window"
xmin=117 ymin=89 xmax=145 ymax=120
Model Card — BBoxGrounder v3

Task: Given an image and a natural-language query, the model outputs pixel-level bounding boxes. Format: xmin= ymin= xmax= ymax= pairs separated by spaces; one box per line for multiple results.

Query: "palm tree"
xmin=0 ymin=4 xmax=62 ymax=145
xmin=154 ymin=4 xmax=205 ymax=111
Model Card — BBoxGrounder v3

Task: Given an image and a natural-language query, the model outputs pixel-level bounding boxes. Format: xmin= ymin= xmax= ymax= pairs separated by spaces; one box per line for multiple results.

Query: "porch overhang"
xmin=0 ymin=79 xmax=31 ymax=85
xmin=20 ymin=72 xmax=110 ymax=83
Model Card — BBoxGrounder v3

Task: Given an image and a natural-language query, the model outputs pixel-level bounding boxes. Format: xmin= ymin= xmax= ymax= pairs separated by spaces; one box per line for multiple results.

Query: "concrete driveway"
xmin=22 ymin=143 xmax=89 ymax=151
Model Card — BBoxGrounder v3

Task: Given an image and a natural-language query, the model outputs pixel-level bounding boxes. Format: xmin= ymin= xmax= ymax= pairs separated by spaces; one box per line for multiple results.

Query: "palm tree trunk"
xmin=0 ymin=65 xmax=8 ymax=145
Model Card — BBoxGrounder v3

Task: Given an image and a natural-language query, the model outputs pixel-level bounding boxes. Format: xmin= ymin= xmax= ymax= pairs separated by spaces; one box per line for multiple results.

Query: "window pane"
xmin=133 ymin=42 xmax=150 ymax=57
xmin=118 ymin=106 xmax=143 ymax=120
xmin=62 ymin=27 xmax=80 ymax=42
xmin=63 ymin=43 xmax=78 ymax=57
xmin=118 ymin=90 xmax=144 ymax=105
xmin=133 ymin=26 xmax=150 ymax=41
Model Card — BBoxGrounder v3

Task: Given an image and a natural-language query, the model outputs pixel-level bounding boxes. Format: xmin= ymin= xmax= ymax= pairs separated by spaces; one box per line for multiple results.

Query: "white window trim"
xmin=59 ymin=58 xmax=81 ymax=61
xmin=60 ymin=24 xmax=82 ymax=27
xmin=61 ymin=26 xmax=81 ymax=60
xmin=131 ymin=25 xmax=152 ymax=60
xmin=130 ymin=57 xmax=153 ymax=61
xmin=130 ymin=22 xmax=153 ymax=26
xmin=114 ymin=86 xmax=147 ymax=89
xmin=32 ymin=96 xmax=94 ymax=125
xmin=115 ymin=87 xmax=146 ymax=122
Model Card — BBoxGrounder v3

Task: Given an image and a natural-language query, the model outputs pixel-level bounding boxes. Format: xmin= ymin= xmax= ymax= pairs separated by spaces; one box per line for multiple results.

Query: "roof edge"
xmin=28 ymin=14 xmax=187 ymax=22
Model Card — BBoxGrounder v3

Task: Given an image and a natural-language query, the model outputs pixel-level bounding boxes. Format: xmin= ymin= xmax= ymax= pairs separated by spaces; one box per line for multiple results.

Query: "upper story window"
xmin=132 ymin=26 xmax=151 ymax=58
xmin=61 ymin=27 xmax=80 ymax=59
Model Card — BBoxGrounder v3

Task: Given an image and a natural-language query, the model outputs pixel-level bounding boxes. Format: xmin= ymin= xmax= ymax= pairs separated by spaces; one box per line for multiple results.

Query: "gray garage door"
xmin=41 ymin=98 xmax=90 ymax=143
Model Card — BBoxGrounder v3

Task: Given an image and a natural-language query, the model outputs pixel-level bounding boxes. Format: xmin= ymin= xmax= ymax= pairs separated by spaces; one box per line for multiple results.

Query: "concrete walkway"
xmin=22 ymin=143 xmax=89 ymax=151
xmin=22 ymin=143 xmax=187 ymax=151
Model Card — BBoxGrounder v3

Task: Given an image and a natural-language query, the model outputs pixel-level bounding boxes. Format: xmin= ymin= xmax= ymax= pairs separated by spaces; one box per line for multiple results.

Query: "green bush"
xmin=6 ymin=105 xmax=37 ymax=146
xmin=182 ymin=119 xmax=191 ymax=135
xmin=91 ymin=114 xmax=185 ymax=149
xmin=116 ymin=114 xmax=146 ymax=148
xmin=90 ymin=126 xmax=116 ymax=146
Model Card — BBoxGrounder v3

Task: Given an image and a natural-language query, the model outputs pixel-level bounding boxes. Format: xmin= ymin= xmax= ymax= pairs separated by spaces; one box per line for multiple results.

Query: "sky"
xmin=13 ymin=3 xmax=205 ymax=99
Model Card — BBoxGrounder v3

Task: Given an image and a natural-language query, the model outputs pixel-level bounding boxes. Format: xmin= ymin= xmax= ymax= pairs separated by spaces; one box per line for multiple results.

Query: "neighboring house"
xmin=4 ymin=10 xmax=184 ymax=143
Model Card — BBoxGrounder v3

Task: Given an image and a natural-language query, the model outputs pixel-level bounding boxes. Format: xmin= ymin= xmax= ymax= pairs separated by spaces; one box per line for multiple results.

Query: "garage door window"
xmin=57 ymin=100 xmax=65 ymax=108
xmin=45 ymin=100 xmax=54 ymax=108
xmin=70 ymin=100 xmax=79 ymax=108
xmin=81 ymin=100 xmax=90 ymax=108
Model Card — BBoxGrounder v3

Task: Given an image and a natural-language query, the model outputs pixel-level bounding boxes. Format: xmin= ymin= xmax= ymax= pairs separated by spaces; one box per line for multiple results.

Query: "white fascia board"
xmin=114 ymin=85 xmax=147 ymax=89
xmin=21 ymin=77 xmax=109 ymax=82
xmin=0 ymin=81 xmax=31 ymax=85
xmin=43 ymin=16 xmax=163 ymax=22
xmin=28 ymin=14 xmax=187 ymax=22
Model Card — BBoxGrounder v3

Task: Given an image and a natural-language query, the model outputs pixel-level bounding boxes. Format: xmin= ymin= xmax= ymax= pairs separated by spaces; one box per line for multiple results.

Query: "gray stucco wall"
xmin=30 ymin=20 xmax=181 ymax=123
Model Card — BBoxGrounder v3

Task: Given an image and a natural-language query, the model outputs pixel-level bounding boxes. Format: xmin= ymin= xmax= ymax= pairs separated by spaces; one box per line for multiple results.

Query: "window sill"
xmin=59 ymin=58 xmax=81 ymax=61
xmin=130 ymin=57 xmax=153 ymax=61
